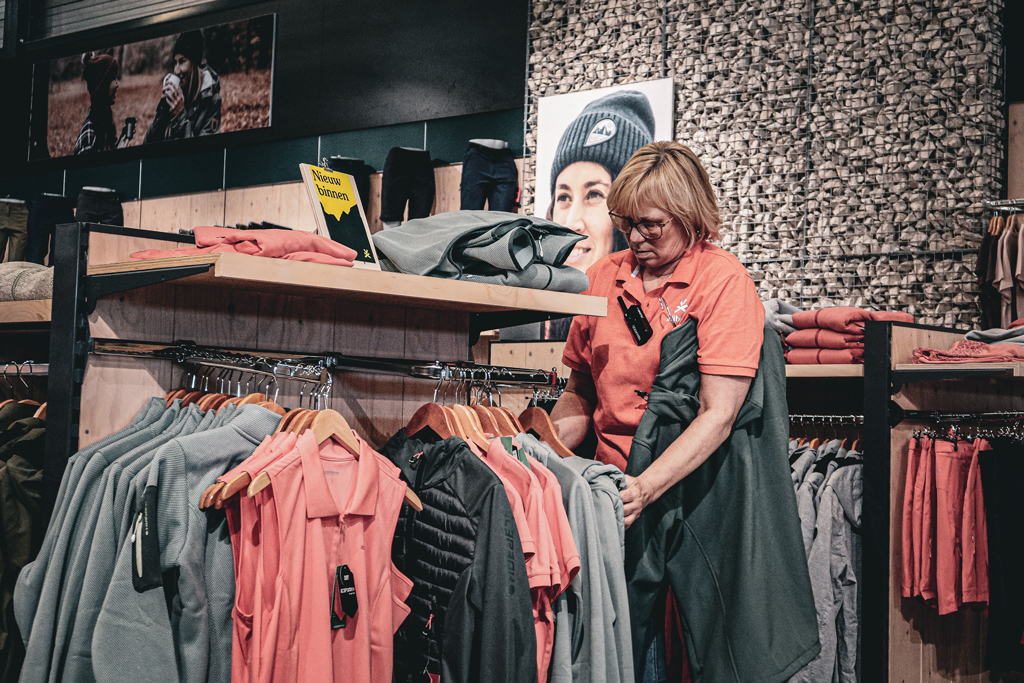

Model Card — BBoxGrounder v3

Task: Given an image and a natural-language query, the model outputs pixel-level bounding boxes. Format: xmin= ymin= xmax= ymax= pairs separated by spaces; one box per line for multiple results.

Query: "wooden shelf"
xmin=785 ymin=364 xmax=864 ymax=378
xmin=88 ymin=254 xmax=608 ymax=318
xmin=894 ymin=362 xmax=1024 ymax=377
xmin=0 ymin=300 xmax=51 ymax=324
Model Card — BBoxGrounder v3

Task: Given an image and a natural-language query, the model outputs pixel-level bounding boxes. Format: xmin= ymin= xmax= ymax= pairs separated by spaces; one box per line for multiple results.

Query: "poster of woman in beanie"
xmin=520 ymin=79 xmax=673 ymax=339
xmin=38 ymin=15 xmax=274 ymax=159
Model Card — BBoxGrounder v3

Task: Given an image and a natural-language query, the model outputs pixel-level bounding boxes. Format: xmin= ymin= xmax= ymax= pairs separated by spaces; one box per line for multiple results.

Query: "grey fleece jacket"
xmin=14 ymin=397 xmax=163 ymax=644
xmin=61 ymin=405 xmax=207 ymax=683
xmin=560 ymin=455 xmax=634 ymax=683
xmin=18 ymin=400 xmax=181 ymax=681
xmin=789 ymin=462 xmax=862 ymax=683
xmin=518 ymin=433 xmax=610 ymax=683
xmin=92 ymin=405 xmax=280 ymax=683
xmin=372 ymin=210 xmax=589 ymax=293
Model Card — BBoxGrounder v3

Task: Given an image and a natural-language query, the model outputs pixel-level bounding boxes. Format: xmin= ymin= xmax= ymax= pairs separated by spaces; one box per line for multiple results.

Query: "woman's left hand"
xmin=621 ymin=475 xmax=653 ymax=529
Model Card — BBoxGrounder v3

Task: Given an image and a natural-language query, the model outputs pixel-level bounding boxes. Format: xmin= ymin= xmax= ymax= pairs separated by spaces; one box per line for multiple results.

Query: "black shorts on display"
xmin=380 ymin=147 xmax=435 ymax=223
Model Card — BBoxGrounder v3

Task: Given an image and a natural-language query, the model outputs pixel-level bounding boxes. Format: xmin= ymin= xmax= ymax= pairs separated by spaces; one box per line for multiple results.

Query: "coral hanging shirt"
xmin=256 ymin=430 xmax=412 ymax=683
xmin=563 ymin=244 xmax=764 ymax=471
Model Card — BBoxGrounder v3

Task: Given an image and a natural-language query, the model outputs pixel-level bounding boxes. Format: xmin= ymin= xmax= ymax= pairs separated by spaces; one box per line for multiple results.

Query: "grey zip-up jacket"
xmin=91 ymin=405 xmax=280 ymax=683
xmin=372 ymin=210 xmax=589 ymax=292
xmin=517 ymin=433 xmax=611 ymax=683
xmin=17 ymin=400 xmax=180 ymax=682
xmin=789 ymin=462 xmax=862 ymax=683
xmin=559 ymin=454 xmax=633 ymax=683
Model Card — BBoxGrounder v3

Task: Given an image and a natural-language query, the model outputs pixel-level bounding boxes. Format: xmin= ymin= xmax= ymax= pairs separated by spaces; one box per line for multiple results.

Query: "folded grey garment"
xmin=460 ymin=262 xmax=589 ymax=293
xmin=965 ymin=326 xmax=1024 ymax=344
xmin=0 ymin=262 xmax=53 ymax=302
xmin=372 ymin=210 xmax=584 ymax=278
xmin=763 ymin=298 xmax=802 ymax=335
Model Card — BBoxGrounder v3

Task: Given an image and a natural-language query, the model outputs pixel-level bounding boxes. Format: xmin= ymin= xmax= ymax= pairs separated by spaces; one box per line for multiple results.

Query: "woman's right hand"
xmin=163 ymin=82 xmax=185 ymax=115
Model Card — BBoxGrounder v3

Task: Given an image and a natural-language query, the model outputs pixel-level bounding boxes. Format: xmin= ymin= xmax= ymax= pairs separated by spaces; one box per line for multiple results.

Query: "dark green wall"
xmin=0 ymin=107 xmax=524 ymax=201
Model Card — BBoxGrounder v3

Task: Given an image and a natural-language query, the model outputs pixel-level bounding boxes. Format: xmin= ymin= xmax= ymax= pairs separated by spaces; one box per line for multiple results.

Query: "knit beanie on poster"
xmin=549 ymin=89 xmax=656 ymax=194
xmin=83 ymin=54 xmax=119 ymax=98
xmin=173 ymin=30 xmax=205 ymax=66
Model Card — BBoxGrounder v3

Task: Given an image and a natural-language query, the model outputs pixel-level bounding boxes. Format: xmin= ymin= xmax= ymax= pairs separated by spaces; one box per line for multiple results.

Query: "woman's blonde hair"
xmin=606 ymin=141 xmax=720 ymax=249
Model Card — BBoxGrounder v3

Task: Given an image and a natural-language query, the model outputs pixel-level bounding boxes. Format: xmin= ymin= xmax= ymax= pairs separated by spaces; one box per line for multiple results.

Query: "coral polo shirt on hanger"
xmin=563 ymin=242 xmax=764 ymax=471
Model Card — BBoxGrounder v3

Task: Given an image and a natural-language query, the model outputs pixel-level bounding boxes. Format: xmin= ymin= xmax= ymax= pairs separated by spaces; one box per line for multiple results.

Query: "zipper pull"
xmin=409 ymin=451 xmax=424 ymax=468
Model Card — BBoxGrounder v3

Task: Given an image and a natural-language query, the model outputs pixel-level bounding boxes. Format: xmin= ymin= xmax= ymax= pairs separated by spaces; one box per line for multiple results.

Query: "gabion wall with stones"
xmin=524 ymin=0 xmax=1005 ymax=328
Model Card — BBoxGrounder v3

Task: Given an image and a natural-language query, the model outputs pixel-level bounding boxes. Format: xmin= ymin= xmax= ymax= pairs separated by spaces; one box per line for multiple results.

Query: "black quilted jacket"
xmin=383 ymin=430 xmax=537 ymax=683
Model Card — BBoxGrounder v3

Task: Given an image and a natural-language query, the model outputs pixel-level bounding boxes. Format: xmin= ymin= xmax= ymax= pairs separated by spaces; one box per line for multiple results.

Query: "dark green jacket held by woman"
xmin=625 ymin=320 xmax=819 ymax=683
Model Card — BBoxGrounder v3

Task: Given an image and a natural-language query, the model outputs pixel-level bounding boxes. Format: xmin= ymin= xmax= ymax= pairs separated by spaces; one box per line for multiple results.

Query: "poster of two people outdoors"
xmin=40 ymin=15 xmax=274 ymax=159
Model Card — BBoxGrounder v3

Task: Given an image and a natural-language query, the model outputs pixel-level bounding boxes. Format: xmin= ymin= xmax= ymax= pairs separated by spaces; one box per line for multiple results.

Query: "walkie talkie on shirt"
xmin=618 ymin=296 xmax=653 ymax=346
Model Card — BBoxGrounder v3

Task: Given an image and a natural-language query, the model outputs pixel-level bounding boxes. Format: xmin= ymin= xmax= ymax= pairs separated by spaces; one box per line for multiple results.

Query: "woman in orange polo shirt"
xmin=550 ymin=141 xmax=765 ymax=529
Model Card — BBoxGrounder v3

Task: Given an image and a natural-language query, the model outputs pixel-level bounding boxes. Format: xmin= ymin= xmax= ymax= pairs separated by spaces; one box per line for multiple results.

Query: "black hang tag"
xmin=132 ymin=486 xmax=163 ymax=593
xmin=331 ymin=565 xmax=358 ymax=629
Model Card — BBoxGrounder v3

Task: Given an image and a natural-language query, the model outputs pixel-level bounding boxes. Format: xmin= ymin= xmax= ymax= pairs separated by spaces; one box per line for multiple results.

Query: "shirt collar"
xmin=297 ymin=429 xmax=380 ymax=519
xmin=614 ymin=243 xmax=704 ymax=290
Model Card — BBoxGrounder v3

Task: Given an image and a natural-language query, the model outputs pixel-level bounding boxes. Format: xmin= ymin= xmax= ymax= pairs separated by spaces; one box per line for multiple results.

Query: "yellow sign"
xmin=308 ymin=166 xmax=357 ymax=220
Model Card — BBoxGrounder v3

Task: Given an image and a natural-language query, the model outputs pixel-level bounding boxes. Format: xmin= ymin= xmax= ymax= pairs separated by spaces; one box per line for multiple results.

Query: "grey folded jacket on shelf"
xmin=964 ymin=326 xmax=1024 ymax=345
xmin=371 ymin=210 xmax=590 ymax=293
xmin=0 ymin=262 xmax=52 ymax=302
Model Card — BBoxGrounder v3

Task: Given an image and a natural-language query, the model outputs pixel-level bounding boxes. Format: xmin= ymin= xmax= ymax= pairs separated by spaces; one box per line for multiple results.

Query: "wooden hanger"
xmin=258 ymin=401 xmax=287 ymax=416
xmin=406 ymin=403 xmax=454 ymax=440
xmin=180 ymin=391 xmax=206 ymax=407
xmin=994 ymin=215 xmax=1005 ymax=236
xmin=519 ymin=407 xmax=575 ymax=458
xmin=165 ymin=389 xmax=188 ymax=407
xmin=33 ymin=402 xmax=46 ymax=421
xmin=0 ymin=399 xmax=11 ymax=410
xmin=451 ymin=405 xmax=490 ymax=450
xmin=273 ymin=408 xmax=307 ymax=435
xmin=289 ymin=410 xmax=318 ymax=435
xmin=988 ymin=215 xmax=997 ymax=235
xmin=17 ymin=400 xmax=40 ymax=407
xmin=809 ymin=437 xmax=822 ymax=450
xmin=471 ymin=404 xmax=500 ymax=435
xmin=851 ymin=439 xmax=861 ymax=452
xmin=497 ymin=406 xmax=524 ymax=433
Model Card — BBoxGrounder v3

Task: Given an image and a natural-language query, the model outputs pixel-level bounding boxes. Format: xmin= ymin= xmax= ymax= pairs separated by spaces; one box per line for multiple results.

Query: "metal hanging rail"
xmin=0 ymin=362 xmax=49 ymax=377
xmin=982 ymin=198 xmax=1024 ymax=209
xmin=89 ymin=340 xmax=559 ymax=388
xmin=891 ymin=404 xmax=1024 ymax=424
xmin=789 ymin=414 xmax=864 ymax=425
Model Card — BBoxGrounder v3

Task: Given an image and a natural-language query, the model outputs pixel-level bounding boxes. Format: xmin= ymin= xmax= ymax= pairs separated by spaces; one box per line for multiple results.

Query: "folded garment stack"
xmin=765 ymin=303 xmax=914 ymax=364
xmin=0 ymin=262 xmax=53 ymax=302
xmin=913 ymin=340 xmax=1024 ymax=364
xmin=371 ymin=210 xmax=590 ymax=293
xmin=130 ymin=226 xmax=358 ymax=266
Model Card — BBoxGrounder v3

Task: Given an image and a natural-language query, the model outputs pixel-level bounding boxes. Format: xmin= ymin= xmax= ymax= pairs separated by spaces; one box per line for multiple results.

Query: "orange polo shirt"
xmin=254 ymin=430 xmax=412 ymax=683
xmin=563 ymin=243 xmax=764 ymax=471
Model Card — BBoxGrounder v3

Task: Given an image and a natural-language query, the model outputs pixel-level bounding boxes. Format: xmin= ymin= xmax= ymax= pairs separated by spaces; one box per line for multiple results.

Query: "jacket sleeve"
xmin=442 ymin=484 xmax=536 ymax=683
xmin=193 ymin=93 xmax=222 ymax=137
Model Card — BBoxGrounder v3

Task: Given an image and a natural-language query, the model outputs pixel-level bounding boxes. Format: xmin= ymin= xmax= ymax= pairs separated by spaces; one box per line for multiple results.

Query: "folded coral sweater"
xmin=130 ymin=227 xmax=357 ymax=266
xmin=788 ymin=307 xmax=913 ymax=334
xmin=785 ymin=328 xmax=865 ymax=350
xmin=785 ymin=348 xmax=865 ymax=364
xmin=913 ymin=340 xmax=1024 ymax=363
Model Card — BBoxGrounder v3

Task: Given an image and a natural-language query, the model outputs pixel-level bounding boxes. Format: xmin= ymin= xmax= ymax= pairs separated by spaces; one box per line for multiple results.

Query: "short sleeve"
xmin=562 ymin=315 xmax=593 ymax=374
xmin=696 ymin=272 xmax=764 ymax=377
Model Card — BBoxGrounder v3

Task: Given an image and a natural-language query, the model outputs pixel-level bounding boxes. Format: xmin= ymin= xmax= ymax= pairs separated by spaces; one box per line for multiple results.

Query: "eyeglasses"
xmin=608 ymin=212 xmax=671 ymax=240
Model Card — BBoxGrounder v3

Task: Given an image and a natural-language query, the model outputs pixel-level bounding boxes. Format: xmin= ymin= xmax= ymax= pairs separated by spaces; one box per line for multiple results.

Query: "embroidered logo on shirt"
xmin=675 ymin=300 xmax=689 ymax=315
xmin=584 ymin=118 xmax=617 ymax=146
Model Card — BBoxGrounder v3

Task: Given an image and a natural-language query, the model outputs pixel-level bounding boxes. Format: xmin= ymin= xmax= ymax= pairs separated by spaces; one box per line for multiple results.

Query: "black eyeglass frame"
xmin=607 ymin=211 xmax=671 ymax=240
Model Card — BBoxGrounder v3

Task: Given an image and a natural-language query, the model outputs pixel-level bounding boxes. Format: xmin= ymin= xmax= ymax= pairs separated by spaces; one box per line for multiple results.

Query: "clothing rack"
xmin=90 ymin=339 xmax=559 ymax=388
xmin=789 ymin=413 xmax=864 ymax=425
xmin=0 ymin=362 xmax=48 ymax=377
xmin=887 ymin=401 xmax=1024 ymax=426
xmin=982 ymin=198 xmax=1024 ymax=209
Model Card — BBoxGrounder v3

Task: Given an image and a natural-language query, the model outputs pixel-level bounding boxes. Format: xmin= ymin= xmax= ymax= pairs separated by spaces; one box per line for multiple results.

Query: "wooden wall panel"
xmin=89 ymin=232 xmax=185 ymax=266
xmin=172 ymin=285 xmax=260 ymax=349
xmin=223 ymin=183 xmax=317 ymax=233
xmin=402 ymin=308 xmax=469 ymax=421
xmin=79 ymin=357 xmax=173 ymax=448
xmin=433 ymin=165 xmax=463 ymax=215
xmin=331 ymin=302 xmax=406 ymax=448
xmin=122 ymin=200 xmax=142 ymax=228
xmin=139 ymin=195 xmax=194 ymax=234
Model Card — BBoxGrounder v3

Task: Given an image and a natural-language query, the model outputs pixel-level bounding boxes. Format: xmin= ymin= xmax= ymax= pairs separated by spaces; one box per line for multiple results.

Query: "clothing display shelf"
xmin=0 ymin=300 xmax=51 ymax=327
xmin=42 ymin=223 xmax=606 ymax=535
xmin=859 ymin=320 xmax=1024 ymax=682
xmin=784 ymin=365 xmax=864 ymax=378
